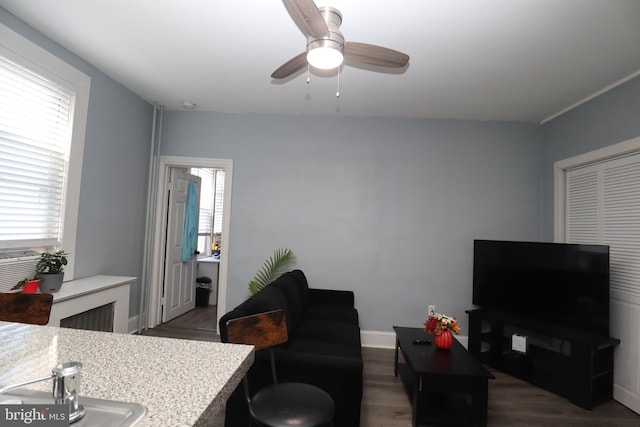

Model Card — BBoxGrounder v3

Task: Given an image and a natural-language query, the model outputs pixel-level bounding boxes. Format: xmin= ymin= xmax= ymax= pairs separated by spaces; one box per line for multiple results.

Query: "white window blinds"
xmin=0 ymin=55 xmax=73 ymax=249
xmin=566 ymin=153 xmax=640 ymax=298
xmin=191 ymin=168 xmax=214 ymax=234
xmin=190 ymin=167 xmax=225 ymax=237
xmin=213 ymin=170 xmax=225 ymax=234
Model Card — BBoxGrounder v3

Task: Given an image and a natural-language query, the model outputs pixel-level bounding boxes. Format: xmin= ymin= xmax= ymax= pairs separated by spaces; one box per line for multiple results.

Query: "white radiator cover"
xmin=47 ymin=275 xmax=134 ymax=334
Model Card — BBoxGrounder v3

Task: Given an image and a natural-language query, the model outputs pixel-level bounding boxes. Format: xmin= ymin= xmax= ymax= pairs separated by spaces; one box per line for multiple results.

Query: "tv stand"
xmin=466 ymin=308 xmax=620 ymax=409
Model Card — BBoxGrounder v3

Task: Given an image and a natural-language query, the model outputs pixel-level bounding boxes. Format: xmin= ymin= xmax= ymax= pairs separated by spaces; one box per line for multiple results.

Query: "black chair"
xmin=225 ymin=309 xmax=334 ymax=427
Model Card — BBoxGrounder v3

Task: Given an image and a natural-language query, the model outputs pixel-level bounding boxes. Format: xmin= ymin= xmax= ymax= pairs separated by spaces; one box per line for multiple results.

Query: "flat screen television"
xmin=473 ymin=239 xmax=610 ymax=337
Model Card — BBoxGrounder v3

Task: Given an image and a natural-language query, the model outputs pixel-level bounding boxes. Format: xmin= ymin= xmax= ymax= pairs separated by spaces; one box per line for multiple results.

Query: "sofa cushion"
xmin=286 ymin=338 xmax=362 ymax=360
xmin=294 ymin=318 xmax=362 ymax=348
xmin=304 ymin=304 xmax=359 ymax=325
xmin=308 ymin=288 xmax=355 ymax=307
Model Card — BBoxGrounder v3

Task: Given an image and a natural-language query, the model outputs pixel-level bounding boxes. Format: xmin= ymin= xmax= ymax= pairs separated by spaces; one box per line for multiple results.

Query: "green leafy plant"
xmin=248 ymin=248 xmax=297 ymax=295
xmin=36 ymin=250 xmax=68 ymax=275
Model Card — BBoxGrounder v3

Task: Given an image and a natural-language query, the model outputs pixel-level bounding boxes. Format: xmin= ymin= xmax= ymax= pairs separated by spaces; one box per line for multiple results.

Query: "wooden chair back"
xmin=225 ymin=309 xmax=288 ymax=350
xmin=0 ymin=293 xmax=54 ymax=325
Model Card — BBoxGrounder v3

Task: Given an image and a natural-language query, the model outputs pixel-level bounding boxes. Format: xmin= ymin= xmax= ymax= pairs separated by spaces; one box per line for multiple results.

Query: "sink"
xmin=0 ymin=388 xmax=147 ymax=427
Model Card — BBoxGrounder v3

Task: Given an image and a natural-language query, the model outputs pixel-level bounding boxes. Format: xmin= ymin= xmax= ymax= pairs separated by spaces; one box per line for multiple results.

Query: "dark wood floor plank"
xmin=141 ymin=306 xmax=640 ymax=427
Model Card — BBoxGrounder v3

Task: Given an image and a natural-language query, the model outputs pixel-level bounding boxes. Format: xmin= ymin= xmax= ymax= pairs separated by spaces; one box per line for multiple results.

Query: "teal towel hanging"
xmin=181 ymin=180 xmax=198 ymax=262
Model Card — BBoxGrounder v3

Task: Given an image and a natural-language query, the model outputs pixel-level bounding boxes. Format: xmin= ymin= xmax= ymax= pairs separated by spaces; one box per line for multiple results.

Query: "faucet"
xmin=0 ymin=361 xmax=86 ymax=423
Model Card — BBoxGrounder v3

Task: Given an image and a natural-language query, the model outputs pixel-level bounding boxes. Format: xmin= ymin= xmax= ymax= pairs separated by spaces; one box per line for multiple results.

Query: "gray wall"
xmin=540 ymin=75 xmax=640 ymax=240
xmin=162 ymin=113 xmax=541 ymax=331
xmin=1 ymin=8 xmax=153 ymax=316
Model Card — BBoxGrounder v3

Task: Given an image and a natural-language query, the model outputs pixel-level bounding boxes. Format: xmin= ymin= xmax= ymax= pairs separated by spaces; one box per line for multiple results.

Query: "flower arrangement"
xmin=424 ymin=312 xmax=461 ymax=336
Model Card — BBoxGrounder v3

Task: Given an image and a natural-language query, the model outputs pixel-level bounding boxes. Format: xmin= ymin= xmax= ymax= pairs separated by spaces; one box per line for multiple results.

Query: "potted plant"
xmin=248 ymin=248 xmax=297 ymax=295
xmin=10 ymin=277 xmax=41 ymax=294
xmin=36 ymin=250 xmax=68 ymax=293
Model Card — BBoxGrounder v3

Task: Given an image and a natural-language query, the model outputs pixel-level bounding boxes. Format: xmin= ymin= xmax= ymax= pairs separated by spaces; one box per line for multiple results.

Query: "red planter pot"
xmin=22 ymin=279 xmax=40 ymax=294
xmin=434 ymin=330 xmax=454 ymax=350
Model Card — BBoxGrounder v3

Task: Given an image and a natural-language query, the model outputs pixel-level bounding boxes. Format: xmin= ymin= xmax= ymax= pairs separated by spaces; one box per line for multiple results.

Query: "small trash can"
xmin=196 ymin=276 xmax=212 ymax=307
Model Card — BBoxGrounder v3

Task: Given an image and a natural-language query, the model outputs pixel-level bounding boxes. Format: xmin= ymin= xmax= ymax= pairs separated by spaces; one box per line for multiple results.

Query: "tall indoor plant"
xmin=248 ymin=248 xmax=296 ymax=295
xmin=36 ymin=250 xmax=68 ymax=293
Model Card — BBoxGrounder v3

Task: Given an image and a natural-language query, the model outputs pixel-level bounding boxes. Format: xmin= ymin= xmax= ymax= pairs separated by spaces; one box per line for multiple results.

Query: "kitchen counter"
xmin=0 ymin=322 xmax=254 ymax=426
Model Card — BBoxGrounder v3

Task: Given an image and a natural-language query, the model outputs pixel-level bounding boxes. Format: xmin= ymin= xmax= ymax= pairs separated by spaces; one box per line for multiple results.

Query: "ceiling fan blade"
xmin=271 ymin=52 xmax=308 ymax=79
xmin=283 ymin=0 xmax=329 ymax=38
xmin=344 ymin=42 xmax=410 ymax=68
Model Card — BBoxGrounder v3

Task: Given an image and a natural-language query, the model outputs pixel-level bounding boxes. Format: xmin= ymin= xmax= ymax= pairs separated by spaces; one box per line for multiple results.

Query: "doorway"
xmin=148 ymin=155 xmax=233 ymax=334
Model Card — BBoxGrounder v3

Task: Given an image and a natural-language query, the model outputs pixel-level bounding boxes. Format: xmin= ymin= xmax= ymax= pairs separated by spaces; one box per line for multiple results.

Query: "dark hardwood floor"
xmin=140 ymin=306 xmax=640 ymax=426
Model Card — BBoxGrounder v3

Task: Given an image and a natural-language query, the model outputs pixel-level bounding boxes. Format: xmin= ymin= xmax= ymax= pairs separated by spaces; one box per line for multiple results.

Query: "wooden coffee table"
xmin=394 ymin=326 xmax=494 ymax=427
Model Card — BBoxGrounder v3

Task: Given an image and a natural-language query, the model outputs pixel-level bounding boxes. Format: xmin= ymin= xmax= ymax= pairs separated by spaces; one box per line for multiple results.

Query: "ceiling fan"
xmin=271 ymin=0 xmax=410 ymax=79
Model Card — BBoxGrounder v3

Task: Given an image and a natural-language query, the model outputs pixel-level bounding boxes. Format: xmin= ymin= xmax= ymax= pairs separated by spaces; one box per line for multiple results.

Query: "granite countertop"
xmin=0 ymin=322 xmax=254 ymax=426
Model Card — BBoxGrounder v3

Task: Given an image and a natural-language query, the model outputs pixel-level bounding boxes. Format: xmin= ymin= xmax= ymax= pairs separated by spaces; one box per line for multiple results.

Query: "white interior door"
xmin=162 ymin=168 xmax=201 ymax=323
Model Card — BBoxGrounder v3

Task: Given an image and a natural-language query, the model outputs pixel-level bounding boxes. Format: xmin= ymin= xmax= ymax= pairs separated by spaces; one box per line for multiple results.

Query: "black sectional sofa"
xmin=219 ymin=269 xmax=363 ymax=427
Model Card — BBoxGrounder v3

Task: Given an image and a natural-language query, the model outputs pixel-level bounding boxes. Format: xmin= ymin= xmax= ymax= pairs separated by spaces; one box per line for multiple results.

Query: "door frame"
xmin=148 ymin=155 xmax=233 ymax=332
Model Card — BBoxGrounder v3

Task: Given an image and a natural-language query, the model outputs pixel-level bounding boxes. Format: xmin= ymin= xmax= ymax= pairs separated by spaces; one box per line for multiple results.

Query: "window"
xmin=191 ymin=168 xmax=225 ymax=256
xmin=0 ymin=24 xmax=90 ymax=285
xmin=0 ymin=56 xmax=72 ymax=250
xmin=213 ymin=169 xmax=225 ymax=234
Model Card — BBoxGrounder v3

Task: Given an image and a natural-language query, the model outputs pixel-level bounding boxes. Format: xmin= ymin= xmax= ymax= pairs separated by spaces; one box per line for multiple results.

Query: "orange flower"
xmin=423 ymin=313 xmax=461 ymax=335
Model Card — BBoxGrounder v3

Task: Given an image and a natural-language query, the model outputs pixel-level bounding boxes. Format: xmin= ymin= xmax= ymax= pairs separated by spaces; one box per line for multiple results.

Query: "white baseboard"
xmin=361 ymin=330 xmax=396 ymax=348
xmin=361 ymin=330 xmax=468 ymax=349
xmin=614 ymin=385 xmax=640 ymax=415
xmin=128 ymin=319 xmax=469 ymax=350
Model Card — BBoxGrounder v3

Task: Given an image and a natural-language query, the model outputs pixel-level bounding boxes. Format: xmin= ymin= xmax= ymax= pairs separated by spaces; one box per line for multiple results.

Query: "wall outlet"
xmin=428 ymin=305 xmax=436 ymax=316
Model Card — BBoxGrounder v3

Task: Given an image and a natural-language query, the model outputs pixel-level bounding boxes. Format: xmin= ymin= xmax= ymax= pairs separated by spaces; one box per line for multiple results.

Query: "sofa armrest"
xmin=308 ymin=288 xmax=354 ymax=307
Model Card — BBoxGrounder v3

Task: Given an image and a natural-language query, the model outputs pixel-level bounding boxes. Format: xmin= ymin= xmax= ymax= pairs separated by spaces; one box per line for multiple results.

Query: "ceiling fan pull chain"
xmin=307 ymin=64 xmax=310 ymax=84
xmin=336 ymin=69 xmax=340 ymax=98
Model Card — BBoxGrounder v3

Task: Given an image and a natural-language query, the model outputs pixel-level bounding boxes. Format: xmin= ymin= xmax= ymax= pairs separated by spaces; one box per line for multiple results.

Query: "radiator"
xmin=60 ymin=303 xmax=114 ymax=332
xmin=0 ymin=256 xmax=39 ymax=292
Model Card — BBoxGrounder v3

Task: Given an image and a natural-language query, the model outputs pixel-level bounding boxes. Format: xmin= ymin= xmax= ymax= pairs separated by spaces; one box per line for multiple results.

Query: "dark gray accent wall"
xmin=162 ymin=112 xmax=541 ymax=331
xmin=541 ymin=75 xmax=640 ymax=240
xmin=1 ymin=8 xmax=153 ymax=316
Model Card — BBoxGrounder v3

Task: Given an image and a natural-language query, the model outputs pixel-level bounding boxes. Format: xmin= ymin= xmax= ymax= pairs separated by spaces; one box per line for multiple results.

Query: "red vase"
xmin=434 ymin=330 xmax=454 ymax=350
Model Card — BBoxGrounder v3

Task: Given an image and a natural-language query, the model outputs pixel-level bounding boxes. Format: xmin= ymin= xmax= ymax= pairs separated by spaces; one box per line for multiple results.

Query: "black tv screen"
xmin=473 ymin=240 xmax=610 ymax=337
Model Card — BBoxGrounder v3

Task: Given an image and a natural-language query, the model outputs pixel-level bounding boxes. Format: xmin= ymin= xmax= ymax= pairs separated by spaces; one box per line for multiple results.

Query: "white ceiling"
xmin=1 ymin=0 xmax=639 ymax=122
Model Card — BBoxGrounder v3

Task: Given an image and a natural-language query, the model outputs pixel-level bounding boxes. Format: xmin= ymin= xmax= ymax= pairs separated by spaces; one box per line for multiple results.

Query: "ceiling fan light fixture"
xmin=307 ymin=45 xmax=343 ymax=70
xmin=306 ymin=37 xmax=344 ymax=70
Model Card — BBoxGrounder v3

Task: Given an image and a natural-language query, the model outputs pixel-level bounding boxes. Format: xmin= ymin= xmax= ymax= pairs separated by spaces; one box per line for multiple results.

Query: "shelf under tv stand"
xmin=466 ymin=308 xmax=620 ymax=410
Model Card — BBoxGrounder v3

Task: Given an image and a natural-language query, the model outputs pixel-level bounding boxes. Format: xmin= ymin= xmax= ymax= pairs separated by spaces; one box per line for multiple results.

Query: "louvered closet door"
xmin=566 ymin=152 xmax=640 ymax=413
